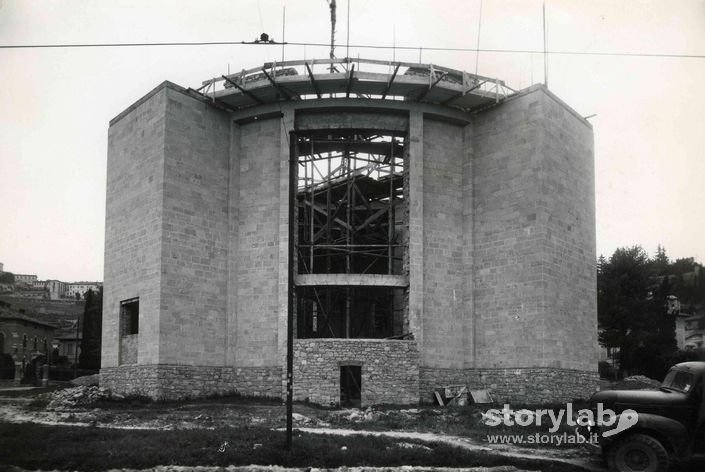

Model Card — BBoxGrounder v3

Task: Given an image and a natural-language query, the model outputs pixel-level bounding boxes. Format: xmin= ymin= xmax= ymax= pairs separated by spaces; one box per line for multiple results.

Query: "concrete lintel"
xmin=229 ymin=98 xmax=472 ymax=126
xmin=295 ymin=273 xmax=408 ymax=287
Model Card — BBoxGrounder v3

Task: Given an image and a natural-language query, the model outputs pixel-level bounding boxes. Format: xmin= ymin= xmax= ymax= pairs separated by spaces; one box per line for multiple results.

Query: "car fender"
xmin=605 ymin=412 xmax=689 ymax=457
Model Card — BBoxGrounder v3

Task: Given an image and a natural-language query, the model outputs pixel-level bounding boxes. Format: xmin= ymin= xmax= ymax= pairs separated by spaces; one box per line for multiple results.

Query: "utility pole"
xmin=286 ymin=132 xmax=296 ymax=450
xmin=73 ymin=318 xmax=79 ymax=378
xmin=543 ymin=1 xmax=548 ymax=88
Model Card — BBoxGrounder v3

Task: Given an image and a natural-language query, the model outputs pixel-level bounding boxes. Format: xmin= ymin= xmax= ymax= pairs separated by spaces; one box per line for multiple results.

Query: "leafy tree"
xmin=671 ymin=257 xmax=697 ymax=275
xmin=0 ymin=272 xmax=15 ymax=284
xmin=598 ymin=246 xmax=681 ymax=378
xmin=78 ymin=287 xmax=102 ymax=370
xmin=598 ymin=246 xmax=654 ymax=374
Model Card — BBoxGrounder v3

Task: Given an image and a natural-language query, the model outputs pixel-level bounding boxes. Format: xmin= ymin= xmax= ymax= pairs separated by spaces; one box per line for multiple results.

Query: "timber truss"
xmin=294 ymin=130 xmax=407 ymax=339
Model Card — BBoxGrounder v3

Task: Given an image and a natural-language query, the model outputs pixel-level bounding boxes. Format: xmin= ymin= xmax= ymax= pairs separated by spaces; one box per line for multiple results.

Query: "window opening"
xmin=294 ymin=130 xmax=409 ymax=339
xmin=120 ymin=298 xmax=139 ymax=335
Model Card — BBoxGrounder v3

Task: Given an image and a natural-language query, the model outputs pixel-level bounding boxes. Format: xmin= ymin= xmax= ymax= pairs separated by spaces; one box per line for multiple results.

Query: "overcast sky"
xmin=1 ymin=0 xmax=704 ymax=281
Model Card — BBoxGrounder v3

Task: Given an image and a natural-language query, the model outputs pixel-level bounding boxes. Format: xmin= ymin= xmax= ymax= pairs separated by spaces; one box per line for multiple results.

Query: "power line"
xmin=0 ymin=39 xmax=704 ymax=59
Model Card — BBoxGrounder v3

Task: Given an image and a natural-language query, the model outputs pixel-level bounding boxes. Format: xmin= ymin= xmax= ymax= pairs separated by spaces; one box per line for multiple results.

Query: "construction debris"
xmin=469 ymin=389 xmax=494 ymax=404
xmin=434 ymin=385 xmax=468 ymax=406
xmin=43 ymin=386 xmax=122 ymax=410
xmin=434 ymin=386 xmax=494 ymax=406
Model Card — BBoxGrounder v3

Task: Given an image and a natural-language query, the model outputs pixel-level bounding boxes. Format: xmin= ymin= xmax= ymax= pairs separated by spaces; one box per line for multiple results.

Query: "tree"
xmin=78 ymin=287 xmax=102 ymax=370
xmin=598 ymin=246 xmax=654 ymax=375
xmin=0 ymin=272 xmax=14 ymax=284
xmin=598 ymin=245 xmax=681 ymax=379
xmin=651 ymin=245 xmax=670 ymax=276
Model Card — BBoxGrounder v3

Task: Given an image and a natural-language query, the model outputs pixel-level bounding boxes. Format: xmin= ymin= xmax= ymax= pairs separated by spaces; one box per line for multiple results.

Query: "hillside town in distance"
xmin=0 ymin=261 xmax=102 ymax=384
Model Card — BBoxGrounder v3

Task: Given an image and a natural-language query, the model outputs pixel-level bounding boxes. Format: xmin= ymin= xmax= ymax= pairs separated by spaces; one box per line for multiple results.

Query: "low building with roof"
xmin=0 ymin=301 xmax=56 ymax=378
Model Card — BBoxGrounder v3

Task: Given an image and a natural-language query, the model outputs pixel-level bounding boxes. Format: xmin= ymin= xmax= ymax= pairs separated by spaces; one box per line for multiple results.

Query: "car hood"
xmin=591 ymin=388 xmax=689 ymax=408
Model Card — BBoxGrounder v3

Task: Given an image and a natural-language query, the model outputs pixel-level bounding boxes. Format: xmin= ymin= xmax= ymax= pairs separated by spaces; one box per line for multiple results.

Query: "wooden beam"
xmin=304 ymin=200 xmax=351 ymax=231
xmin=354 ymin=200 xmax=398 ymax=234
xmin=261 ymin=68 xmax=295 ymax=100
xmin=381 ymin=63 xmax=401 ymax=99
xmin=305 ymin=62 xmax=322 ymax=99
xmin=441 ymin=79 xmax=487 ymax=106
xmin=417 ymin=71 xmax=447 ymax=102
xmin=185 ymin=88 xmax=235 ymax=112
xmin=221 ymin=75 xmax=265 ymax=105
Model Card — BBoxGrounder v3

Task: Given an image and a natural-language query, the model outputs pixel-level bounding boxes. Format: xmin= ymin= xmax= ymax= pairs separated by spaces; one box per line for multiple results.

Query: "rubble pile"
xmin=44 ymin=386 xmax=122 ymax=410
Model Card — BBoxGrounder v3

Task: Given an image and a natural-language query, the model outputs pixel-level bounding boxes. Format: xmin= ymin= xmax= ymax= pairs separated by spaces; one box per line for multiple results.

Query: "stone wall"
xmin=233 ymin=366 xmax=283 ymax=398
xmin=158 ymin=87 xmax=231 ymax=366
xmin=421 ymin=117 xmax=466 ymax=369
xmin=232 ymin=118 xmax=282 ymax=367
xmin=419 ymin=366 xmax=599 ymax=404
xmin=101 ymin=364 xmax=287 ymax=400
xmin=294 ymin=339 xmax=419 ymax=406
xmin=119 ymin=334 xmax=137 ymax=365
xmin=103 ymin=83 xmax=168 ymax=368
xmin=472 ymin=85 xmax=597 ymax=372
xmin=468 ymin=367 xmax=599 ymax=404
xmin=101 ymin=364 xmax=234 ymax=399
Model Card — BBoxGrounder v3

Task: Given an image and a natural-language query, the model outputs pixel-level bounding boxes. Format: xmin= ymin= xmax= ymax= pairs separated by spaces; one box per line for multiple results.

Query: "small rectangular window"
xmin=120 ymin=298 xmax=139 ymax=335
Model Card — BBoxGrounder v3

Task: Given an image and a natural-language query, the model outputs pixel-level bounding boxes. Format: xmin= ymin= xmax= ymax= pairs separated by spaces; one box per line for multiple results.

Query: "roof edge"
xmin=478 ymin=83 xmax=593 ymax=130
xmin=109 ymin=80 xmax=190 ymax=127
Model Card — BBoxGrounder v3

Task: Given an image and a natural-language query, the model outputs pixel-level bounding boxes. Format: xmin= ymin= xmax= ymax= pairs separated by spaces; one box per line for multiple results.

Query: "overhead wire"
xmin=0 ymin=39 xmax=703 ymax=59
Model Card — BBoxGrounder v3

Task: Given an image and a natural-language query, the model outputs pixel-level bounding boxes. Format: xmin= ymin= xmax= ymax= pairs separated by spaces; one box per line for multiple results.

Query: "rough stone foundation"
xmin=233 ymin=366 xmax=283 ymax=398
xmin=420 ymin=367 xmax=599 ymax=404
xmin=294 ymin=339 xmax=419 ymax=406
xmin=100 ymin=365 xmax=284 ymax=400
xmin=100 ymin=365 xmax=233 ymax=400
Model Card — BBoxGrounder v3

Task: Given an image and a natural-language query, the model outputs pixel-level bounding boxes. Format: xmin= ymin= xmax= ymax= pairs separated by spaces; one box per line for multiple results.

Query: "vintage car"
xmin=589 ymin=362 xmax=705 ymax=472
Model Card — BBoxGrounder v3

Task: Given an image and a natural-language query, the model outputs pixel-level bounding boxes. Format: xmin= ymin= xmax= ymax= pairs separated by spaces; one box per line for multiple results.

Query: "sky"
xmin=1 ymin=0 xmax=704 ymax=282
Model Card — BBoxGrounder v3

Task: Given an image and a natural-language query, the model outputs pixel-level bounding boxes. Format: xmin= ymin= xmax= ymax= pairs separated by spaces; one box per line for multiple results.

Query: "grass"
xmin=0 ymin=421 xmax=590 ymax=472
xmin=324 ymin=402 xmax=595 ymax=446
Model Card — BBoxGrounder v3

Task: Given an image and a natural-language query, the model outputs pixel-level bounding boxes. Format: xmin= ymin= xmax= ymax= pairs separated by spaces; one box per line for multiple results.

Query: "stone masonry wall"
xmin=472 ymin=85 xmax=597 ymax=372
xmin=101 ymin=365 xmax=234 ymax=400
xmin=158 ymin=87 xmax=231 ymax=366
xmin=232 ymin=118 xmax=282 ymax=367
xmin=419 ymin=367 xmax=599 ymax=404
xmin=421 ymin=118 xmax=465 ymax=369
xmin=294 ymin=339 xmax=419 ymax=406
xmin=103 ymin=83 xmax=168 ymax=368
xmin=120 ymin=335 xmax=137 ymax=365
xmin=233 ymin=366 xmax=283 ymax=398
xmin=538 ymin=89 xmax=598 ymax=372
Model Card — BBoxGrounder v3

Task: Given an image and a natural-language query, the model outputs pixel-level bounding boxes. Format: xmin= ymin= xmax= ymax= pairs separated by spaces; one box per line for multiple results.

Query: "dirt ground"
xmin=0 ymin=385 xmax=610 ymax=472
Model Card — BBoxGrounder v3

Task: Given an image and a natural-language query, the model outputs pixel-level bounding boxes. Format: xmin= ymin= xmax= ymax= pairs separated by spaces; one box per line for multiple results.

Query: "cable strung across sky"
xmin=0 ymin=39 xmax=703 ymax=59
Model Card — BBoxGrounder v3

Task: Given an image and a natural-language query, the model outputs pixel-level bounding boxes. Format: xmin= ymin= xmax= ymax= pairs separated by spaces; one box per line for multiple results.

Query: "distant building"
xmin=31 ymin=281 xmax=47 ymax=290
xmin=46 ymin=280 xmax=68 ymax=300
xmin=66 ymin=282 xmax=102 ymax=299
xmin=14 ymin=274 xmax=38 ymax=286
xmin=53 ymin=319 xmax=82 ymax=360
xmin=676 ymin=312 xmax=705 ymax=350
xmin=0 ymin=304 xmax=56 ymax=376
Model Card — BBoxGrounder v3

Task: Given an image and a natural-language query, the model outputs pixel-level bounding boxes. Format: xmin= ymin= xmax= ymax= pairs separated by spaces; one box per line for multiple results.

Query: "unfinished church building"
xmin=101 ymin=58 xmax=598 ymax=405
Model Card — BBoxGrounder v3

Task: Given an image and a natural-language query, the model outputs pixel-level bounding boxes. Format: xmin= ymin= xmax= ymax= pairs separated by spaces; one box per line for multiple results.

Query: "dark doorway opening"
xmin=340 ymin=365 xmax=362 ymax=408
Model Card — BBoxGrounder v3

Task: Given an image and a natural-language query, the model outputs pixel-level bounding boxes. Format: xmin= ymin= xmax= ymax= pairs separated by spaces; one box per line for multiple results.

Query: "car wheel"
xmin=607 ymin=433 xmax=671 ymax=472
